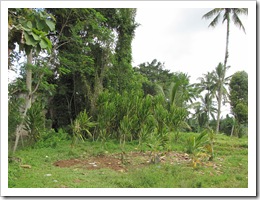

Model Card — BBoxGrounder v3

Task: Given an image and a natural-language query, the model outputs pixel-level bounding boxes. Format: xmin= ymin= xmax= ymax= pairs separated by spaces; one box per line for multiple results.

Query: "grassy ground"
xmin=8 ymin=132 xmax=248 ymax=188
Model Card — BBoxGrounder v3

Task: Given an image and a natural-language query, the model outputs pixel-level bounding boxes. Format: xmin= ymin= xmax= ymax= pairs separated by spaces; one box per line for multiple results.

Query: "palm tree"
xmin=156 ymin=73 xmax=198 ymax=108
xmin=197 ymin=72 xmax=215 ymax=94
xmin=196 ymin=72 xmax=216 ymax=126
xmin=202 ymin=8 xmax=247 ymax=133
xmin=212 ymin=63 xmax=231 ymax=133
xmin=202 ymin=8 xmax=248 ymax=68
xmin=192 ymin=94 xmax=217 ymax=131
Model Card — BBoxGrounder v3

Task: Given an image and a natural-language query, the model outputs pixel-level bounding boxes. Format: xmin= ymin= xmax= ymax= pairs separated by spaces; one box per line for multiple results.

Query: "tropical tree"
xmin=212 ymin=63 xmax=231 ymax=133
xmin=45 ymin=8 xmax=116 ymax=127
xmin=196 ymin=71 xmax=216 ymax=127
xmin=229 ymin=71 xmax=248 ymax=136
xmin=202 ymin=8 xmax=248 ymax=133
xmin=193 ymin=93 xmax=217 ymax=130
xmin=156 ymin=72 xmax=198 ymax=109
xmin=196 ymin=64 xmax=230 ymax=133
xmin=107 ymin=8 xmax=139 ymax=94
xmin=197 ymin=71 xmax=216 ymax=95
xmin=8 ymin=8 xmax=56 ymax=152
xmin=134 ymin=59 xmax=174 ymax=95
xmin=202 ymin=8 xmax=248 ymax=68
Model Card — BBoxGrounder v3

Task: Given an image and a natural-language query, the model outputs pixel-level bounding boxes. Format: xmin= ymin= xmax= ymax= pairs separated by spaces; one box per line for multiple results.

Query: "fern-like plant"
xmin=71 ymin=110 xmax=97 ymax=145
xmin=24 ymin=102 xmax=45 ymax=144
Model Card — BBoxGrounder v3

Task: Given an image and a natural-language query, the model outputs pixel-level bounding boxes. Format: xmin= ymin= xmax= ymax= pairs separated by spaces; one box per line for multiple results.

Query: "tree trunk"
xmin=13 ymin=50 xmax=33 ymax=153
xmin=216 ymin=14 xmax=230 ymax=134
xmin=8 ymin=48 xmax=11 ymax=69
xmin=26 ymin=51 xmax=33 ymax=108
xmin=216 ymin=91 xmax=222 ymax=134
xmin=223 ymin=15 xmax=230 ymax=69
xmin=230 ymin=124 xmax=234 ymax=137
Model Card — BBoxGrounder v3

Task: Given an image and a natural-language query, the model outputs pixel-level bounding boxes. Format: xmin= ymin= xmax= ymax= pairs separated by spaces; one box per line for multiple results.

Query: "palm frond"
xmin=233 ymin=8 xmax=248 ymax=15
xmin=169 ymin=81 xmax=180 ymax=106
xmin=222 ymin=8 xmax=231 ymax=24
xmin=232 ymin=12 xmax=246 ymax=33
xmin=208 ymin=12 xmax=221 ymax=28
xmin=155 ymin=84 xmax=165 ymax=97
xmin=202 ymin=8 xmax=223 ymax=20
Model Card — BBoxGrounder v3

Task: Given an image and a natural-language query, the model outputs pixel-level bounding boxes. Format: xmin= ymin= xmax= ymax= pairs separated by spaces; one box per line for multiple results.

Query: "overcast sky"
xmin=132 ymin=8 xmax=248 ymax=85
xmin=131 ymin=7 xmax=250 ymax=116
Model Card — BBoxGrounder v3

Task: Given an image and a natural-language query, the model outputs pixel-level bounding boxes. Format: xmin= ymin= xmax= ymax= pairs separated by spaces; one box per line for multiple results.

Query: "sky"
xmin=132 ymin=8 xmax=248 ymax=84
xmin=131 ymin=7 xmax=249 ymax=116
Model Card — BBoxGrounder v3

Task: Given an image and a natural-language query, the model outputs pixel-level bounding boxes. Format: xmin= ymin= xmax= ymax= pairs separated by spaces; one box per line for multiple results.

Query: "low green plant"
xmin=24 ymin=102 xmax=45 ymax=144
xmin=98 ymin=128 xmax=110 ymax=150
xmin=71 ymin=110 xmax=97 ymax=146
xmin=146 ymin=128 xmax=167 ymax=164
xmin=138 ymin=124 xmax=149 ymax=152
xmin=185 ymin=129 xmax=214 ymax=168
xmin=119 ymin=114 xmax=133 ymax=148
xmin=234 ymin=123 xmax=248 ymax=138
xmin=34 ymin=128 xmax=69 ymax=148
xmin=167 ymin=104 xmax=190 ymax=142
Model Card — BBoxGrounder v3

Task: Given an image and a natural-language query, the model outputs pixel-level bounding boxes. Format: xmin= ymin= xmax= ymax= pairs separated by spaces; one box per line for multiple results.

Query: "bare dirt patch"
xmin=53 ymin=151 xmax=194 ymax=172
xmin=54 ymin=155 xmax=125 ymax=171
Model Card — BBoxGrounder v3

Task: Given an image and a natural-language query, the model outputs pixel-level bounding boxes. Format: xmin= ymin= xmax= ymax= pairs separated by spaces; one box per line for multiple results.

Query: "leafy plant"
xmin=186 ymin=129 xmax=214 ymax=168
xmin=24 ymin=102 xmax=45 ymax=144
xmin=98 ymin=128 xmax=110 ymax=150
xmin=119 ymin=115 xmax=133 ymax=148
xmin=146 ymin=128 xmax=167 ymax=164
xmin=167 ymin=104 xmax=189 ymax=141
xmin=34 ymin=128 xmax=69 ymax=148
xmin=138 ymin=124 xmax=150 ymax=152
xmin=71 ymin=110 xmax=97 ymax=146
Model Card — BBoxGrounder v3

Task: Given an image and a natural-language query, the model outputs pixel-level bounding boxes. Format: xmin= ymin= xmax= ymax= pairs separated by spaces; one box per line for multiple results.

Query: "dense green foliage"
xmin=8 ymin=8 xmax=248 ymax=148
xmin=228 ymin=71 xmax=248 ymax=137
xmin=229 ymin=71 xmax=248 ymax=124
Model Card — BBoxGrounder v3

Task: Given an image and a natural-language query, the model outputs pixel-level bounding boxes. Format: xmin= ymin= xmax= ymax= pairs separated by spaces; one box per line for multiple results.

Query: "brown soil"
xmin=53 ymin=151 xmax=193 ymax=172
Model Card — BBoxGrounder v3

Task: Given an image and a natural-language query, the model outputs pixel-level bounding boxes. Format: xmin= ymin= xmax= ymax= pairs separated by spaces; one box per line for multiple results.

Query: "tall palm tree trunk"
xmin=216 ymin=14 xmax=230 ymax=134
xmin=223 ymin=11 xmax=230 ymax=68
xmin=216 ymin=90 xmax=222 ymax=133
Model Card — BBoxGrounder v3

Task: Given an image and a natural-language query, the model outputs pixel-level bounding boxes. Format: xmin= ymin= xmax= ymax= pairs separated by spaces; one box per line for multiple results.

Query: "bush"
xmin=34 ymin=128 xmax=69 ymax=148
xmin=219 ymin=115 xmax=234 ymax=136
xmin=24 ymin=102 xmax=45 ymax=144
xmin=234 ymin=123 xmax=248 ymax=138
xmin=71 ymin=110 xmax=97 ymax=145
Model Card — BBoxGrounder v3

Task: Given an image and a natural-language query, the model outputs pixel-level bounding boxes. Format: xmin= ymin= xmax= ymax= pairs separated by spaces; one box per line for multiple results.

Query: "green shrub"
xmin=71 ymin=110 xmax=97 ymax=145
xmin=219 ymin=115 xmax=234 ymax=136
xmin=24 ymin=102 xmax=45 ymax=144
xmin=235 ymin=123 xmax=248 ymax=138
xmin=34 ymin=128 xmax=69 ymax=148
